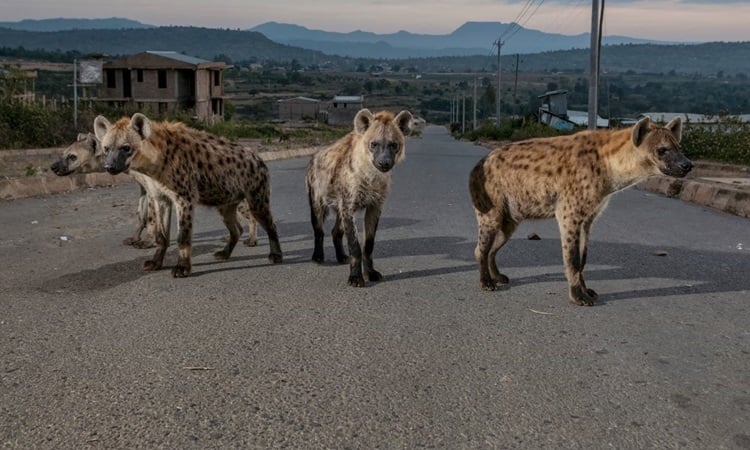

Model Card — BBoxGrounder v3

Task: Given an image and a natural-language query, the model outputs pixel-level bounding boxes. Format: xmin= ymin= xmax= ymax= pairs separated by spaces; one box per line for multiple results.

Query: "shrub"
xmin=681 ymin=118 xmax=750 ymax=165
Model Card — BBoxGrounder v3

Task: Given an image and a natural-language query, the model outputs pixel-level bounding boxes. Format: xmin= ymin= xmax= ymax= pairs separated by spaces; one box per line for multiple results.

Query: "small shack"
xmin=277 ymin=96 xmax=321 ymax=122
xmin=328 ymin=95 xmax=364 ymax=125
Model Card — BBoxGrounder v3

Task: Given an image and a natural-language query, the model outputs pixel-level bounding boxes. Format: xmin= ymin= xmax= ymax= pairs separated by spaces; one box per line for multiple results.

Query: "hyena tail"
xmin=469 ymin=158 xmax=494 ymax=214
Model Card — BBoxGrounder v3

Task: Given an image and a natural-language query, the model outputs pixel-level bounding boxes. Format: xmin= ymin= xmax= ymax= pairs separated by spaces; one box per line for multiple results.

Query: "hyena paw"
xmin=172 ymin=262 xmax=192 ymax=278
xmin=312 ymin=251 xmax=325 ymax=263
xmin=480 ymin=277 xmax=498 ymax=291
xmin=122 ymin=237 xmax=136 ymax=246
xmin=367 ymin=270 xmax=383 ymax=282
xmin=243 ymin=237 xmax=258 ymax=247
xmin=268 ymin=252 xmax=283 ymax=264
xmin=143 ymin=260 xmax=162 ymax=271
xmin=214 ymin=250 xmax=231 ymax=260
xmin=585 ymin=287 xmax=599 ymax=301
xmin=569 ymin=285 xmax=596 ymax=306
xmin=348 ymin=275 xmax=366 ymax=287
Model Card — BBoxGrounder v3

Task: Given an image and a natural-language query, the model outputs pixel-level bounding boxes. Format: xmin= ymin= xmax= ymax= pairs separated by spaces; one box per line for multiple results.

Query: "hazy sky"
xmin=2 ymin=0 xmax=749 ymax=43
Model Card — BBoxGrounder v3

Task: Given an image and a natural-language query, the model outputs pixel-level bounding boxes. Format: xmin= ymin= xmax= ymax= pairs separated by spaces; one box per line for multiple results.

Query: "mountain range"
xmin=1 ymin=17 xmax=671 ymax=59
xmin=1 ymin=18 xmax=747 ymax=76
xmin=249 ymin=21 xmax=668 ymax=58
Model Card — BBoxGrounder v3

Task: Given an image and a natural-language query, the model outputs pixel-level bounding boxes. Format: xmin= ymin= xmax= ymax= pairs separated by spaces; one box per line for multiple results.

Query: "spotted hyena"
xmin=50 ymin=133 xmax=156 ymax=247
xmin=50 ymin=133 xmax=258 ymax=248
xmin=469 ymin=116 xmax=693 ymax=305
xmin=94 ymin=113 xmax=281 ymax=277
xmin=306 ymin=108 xmax=412 ymax=287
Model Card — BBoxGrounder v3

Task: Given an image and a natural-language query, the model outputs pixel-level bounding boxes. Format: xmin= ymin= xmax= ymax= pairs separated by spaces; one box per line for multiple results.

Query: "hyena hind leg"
xmin=215 ymin=203 xmax=242 ymax=260
xmin=248 ymin=198 xmax=283 ymax=264
xmin=475 ymin=210 xmax=514 ymax=291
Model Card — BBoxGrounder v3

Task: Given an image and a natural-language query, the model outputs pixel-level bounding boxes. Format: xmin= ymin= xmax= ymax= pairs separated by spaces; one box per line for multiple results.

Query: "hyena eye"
xmin=369 ymin=141 xmax=379 ymax=151
xmin=67 ymin=154 xmax=77 ymax=162
xmin=121 ymin=144 xmax=133 ymax=155
xmin=386 ymin=142 xmax=398 ymax=151
xmin=657 ymin=147 xmax=668 ymax=157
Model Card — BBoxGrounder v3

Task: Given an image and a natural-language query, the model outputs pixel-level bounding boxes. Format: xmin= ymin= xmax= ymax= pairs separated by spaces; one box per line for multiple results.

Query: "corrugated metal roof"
xmin=333 ymin=95 xmax=364 ymax=103
xmin=278 ymin=96 xmax=320 ymax=103
xmin=146 ymin=51 xmax=209 ymax=65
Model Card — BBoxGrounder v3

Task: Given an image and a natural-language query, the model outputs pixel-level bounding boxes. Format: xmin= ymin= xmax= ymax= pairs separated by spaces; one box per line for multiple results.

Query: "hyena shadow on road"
xmin=36 ymin=244 xmax=221 ymax=294
xmin=376 ymin=234 xmax=750 ymax=303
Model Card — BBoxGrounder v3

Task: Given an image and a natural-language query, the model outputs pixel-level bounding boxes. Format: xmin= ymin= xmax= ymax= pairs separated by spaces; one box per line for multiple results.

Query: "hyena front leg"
xmin=332 ymin=212 xmax=348 ymax=264
xmin=578 ymin=214 xmax=599 ymax=301
xmin=309 ymin=189 xmax=327 ymax=263
xmin=363 ymin=205 xmax=382 ymax=282
xmin=341 ymin=211 xmax=364 ymax=287
xmin=172 ymin=198 xmax=194 ymax=278
xmin=215 ymin=203 xmax=242 ymax=260
xmin=556 ymin=212 xmax=596 ymax=306
xmin=124 ymin=183 xmax=153 ymax=247
xmin=143 ymin=194 xmax=172 ymax=272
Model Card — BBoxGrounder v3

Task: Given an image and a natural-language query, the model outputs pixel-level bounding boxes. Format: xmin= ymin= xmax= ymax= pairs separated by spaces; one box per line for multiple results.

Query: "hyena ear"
xmin=85 ymin=133 xmax=101 ymax=154
xmin=93 ymin=115 xmax=111 ymax=141
xmin=665 ymin=116 xmax=683 ymax=143
xmin=631 ymin=116 xmax=652 ymax=147
xmin=130 ymin=113 xmax=152 ymax=140
xmin=394 ymin=110 xmax=413 ymax=135
xmin=353 ymin=109 xmax=374 ymax=135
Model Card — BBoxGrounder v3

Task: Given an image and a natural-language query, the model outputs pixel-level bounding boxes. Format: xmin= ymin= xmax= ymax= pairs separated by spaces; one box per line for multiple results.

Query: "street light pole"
xmin=496 ymin=40 xmax=503 ymax=126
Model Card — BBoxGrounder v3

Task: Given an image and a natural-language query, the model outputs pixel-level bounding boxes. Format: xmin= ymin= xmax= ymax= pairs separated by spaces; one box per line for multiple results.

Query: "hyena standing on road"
xmin=50 ymin=132 xmax=156 ymax=248
xmin=469 ymin=116 xmax=693 ymax=306
xmin=307 ymin=108 xmax=413 ymax=287
xmin=94 ymin=113 xmax=281 ymax=277
xmin=50 ymin=133 xmax=259 ymax=249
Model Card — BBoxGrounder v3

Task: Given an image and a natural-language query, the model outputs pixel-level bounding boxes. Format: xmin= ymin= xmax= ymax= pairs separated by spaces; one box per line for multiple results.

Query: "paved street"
xmin=1 ymin=125 xmax=749 ymax=449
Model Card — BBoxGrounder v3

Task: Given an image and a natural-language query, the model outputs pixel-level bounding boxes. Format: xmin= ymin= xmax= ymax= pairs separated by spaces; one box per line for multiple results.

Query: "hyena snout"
xmin=104 ymin=150 xmax=130 ymax=175
xmin=660 ymin=153 xmax=693 ymax=178
xmin=50 ymin=160 xmax=66 ymax=175
xmin=372 ymin=153 xmax=396 ymax=173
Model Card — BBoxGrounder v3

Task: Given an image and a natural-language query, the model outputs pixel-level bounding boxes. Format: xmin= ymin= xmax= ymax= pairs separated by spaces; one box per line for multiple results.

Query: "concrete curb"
xmin=636 ymin=176 xmax=750 ymax=218
xmin=0 ymin=146 xmax=322 ymax=202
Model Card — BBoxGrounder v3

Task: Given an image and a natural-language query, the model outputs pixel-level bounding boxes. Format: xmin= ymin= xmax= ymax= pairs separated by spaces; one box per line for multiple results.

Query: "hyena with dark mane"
xmin=469 ymin=116 xmax=693 ymax=306
xmin=306 ymin=108 xmax=412 ymax=287
xmin=94 ymin=113 xmax=280 ymax=278
xmin=50 ymin=133 xmax=258 ymax=249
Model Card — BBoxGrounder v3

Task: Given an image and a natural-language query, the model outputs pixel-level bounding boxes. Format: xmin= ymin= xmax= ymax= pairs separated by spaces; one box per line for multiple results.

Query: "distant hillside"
xmin=391 ymin=41 xmax=750 ymax=76
xmin=249 ymin=21 xmax=666 ymax=58
xmin=0 ymin=26 xmax=334 ymax=65
xmin=1 ymin=25 xmax=748 ymax=76
xmin=0 ymin=17 xmax=153 ymax=31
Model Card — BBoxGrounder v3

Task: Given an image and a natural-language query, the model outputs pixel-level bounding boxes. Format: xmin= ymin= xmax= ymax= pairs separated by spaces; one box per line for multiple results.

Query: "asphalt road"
xmin=1 ymin=125 xmax=749 ymax=449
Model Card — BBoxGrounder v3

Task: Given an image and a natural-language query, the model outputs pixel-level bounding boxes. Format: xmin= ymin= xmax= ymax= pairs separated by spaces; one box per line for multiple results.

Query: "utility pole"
xmin=73 ymin=58 xmax=78 ymax=130
xmin=462 ymin=93 xmax=466 ymax=134
xmin=588 ymin=0 xmax=600 ymax=130
xmin=473 ymin=78 xmax=477 ymax=130
xmin=496 ymin=40 xmax=503 ymax=126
